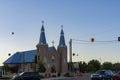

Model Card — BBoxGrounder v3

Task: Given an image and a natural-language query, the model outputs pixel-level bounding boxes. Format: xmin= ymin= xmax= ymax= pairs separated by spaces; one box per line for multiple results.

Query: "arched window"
xmin=51 ymin=56 xmax=55 ymax=63
xmin=44 ymin=56 xmax=47 ymax=63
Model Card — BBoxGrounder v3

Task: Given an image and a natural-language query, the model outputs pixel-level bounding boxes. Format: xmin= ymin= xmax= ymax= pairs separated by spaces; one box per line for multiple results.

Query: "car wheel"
xmin=18 ymin=78 xmax=24 ymax=80
xmin=102 ymin=78 xmax=105 ymax=80
xmin=110 ymin=78 xmax=113 ymax=80
xmin=109 ymin=78 xmax=113 ymax=80
xmin=14 ymin=78 xmax=18 ymax=80
xmin=35 ymin=78 xmax=40 ymax=80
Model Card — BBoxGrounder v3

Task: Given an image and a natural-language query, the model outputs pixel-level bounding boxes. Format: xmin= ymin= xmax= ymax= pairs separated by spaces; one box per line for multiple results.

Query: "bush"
xmin=0 ymin=75 xmax=2 ymax=77
xmin=40 ymin=75 xmax=45 ymax=78
xmin=64 ymin=73 xmax=72 ymax=77
xmin=57 ymin=73 xmax=61 ymax=77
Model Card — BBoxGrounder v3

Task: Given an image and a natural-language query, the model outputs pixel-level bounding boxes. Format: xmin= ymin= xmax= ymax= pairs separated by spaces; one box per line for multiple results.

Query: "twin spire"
xmin=39 ymin=21 xmax=66 ymax=46
xmin=39 ymin=21 xmax=47 ymax=45
xmin=59 ymin=25 xmax=66 ymax=46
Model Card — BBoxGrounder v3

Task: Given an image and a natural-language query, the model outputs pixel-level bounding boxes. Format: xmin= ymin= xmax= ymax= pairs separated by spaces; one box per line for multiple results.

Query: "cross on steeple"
xmin=39 ymin=20 xmax=47 ymax=45
xmin=42 ymin=20 xmax=44 ymax=25
xmin=52 ymin=40 xmax=55 ymax=46
xmin=59 ymin=25 xmax=66 ymax=46
xmin=61 ymin=25 xmax=63 ymax=29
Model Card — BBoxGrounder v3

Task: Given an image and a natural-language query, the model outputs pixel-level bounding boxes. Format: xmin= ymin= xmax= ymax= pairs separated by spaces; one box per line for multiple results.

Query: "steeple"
xmin=39 ymin=21 xmax=47 ymax=45
xmin=59 ymin=25 xmax=66 ymax=46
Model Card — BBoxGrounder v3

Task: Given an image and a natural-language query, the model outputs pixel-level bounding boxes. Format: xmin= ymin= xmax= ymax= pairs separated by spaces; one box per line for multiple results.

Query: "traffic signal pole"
xmin=69 ymin=39 xmax=72 ymax=63
xmin=69 ymin=39 xmax=73 ymax=72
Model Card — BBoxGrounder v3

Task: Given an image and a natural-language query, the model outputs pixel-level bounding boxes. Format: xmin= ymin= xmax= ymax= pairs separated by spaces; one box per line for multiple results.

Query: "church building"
xmin=3 ymin=22 xmax=68 ymax=74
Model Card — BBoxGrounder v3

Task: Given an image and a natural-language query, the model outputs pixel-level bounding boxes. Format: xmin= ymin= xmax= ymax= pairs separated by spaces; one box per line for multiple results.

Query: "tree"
xmin=87 ymin=64 xmax=96 ymax=72
xmin=37 ymin=61 xmax=46 ymax=73
xmin=88 ymin=59 xmax=101 ymax=71
xmin=2 ymin=65 xmax=10 ymax=72
xmin=113 ymin=63 xmax=120 ymax=71
xmin=102 ymin=62 xmax=113 ymax=70
xmin=68 ymin=62 xmax=74 ymax=72
xmin=79 ymin=61 xmax=87 ymax=72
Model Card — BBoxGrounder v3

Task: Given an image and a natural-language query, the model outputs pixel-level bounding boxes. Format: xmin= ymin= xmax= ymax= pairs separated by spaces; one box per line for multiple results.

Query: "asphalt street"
xmin=42 ymin=77 xmax=91 ymax=80
xmin=42 ymin=73 xmax=91 ymax=80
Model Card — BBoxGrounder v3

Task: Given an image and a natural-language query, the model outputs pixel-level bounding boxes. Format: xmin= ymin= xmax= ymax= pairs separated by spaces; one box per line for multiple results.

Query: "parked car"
xmin=113 ymin=71 xmax=120 ymax=80
xmin=91 ymin=70 xmax=113 ymax=80
xmin=12 ymin=72 xmax=41 ymax=80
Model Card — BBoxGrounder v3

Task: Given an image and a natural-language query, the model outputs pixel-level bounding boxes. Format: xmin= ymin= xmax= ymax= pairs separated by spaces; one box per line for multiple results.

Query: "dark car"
xmin=12 ymin=72 xmax=41 ymax=80
xmin=91 ymin=70 xmax=113 ymax=80
xmin=113 ymin=71 xmax=120 ymax=80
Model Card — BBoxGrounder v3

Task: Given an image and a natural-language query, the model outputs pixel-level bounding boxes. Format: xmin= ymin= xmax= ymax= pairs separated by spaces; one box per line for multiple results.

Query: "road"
xmin=42 ymin=73 xmax=91 ymax=80
xmin=42 ymin=76 xmax=91 ymax=80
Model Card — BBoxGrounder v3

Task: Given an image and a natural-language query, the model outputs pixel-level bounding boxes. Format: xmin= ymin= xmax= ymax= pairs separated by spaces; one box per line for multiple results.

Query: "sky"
xmin=0 ymin=0 xmax=120 ymax=66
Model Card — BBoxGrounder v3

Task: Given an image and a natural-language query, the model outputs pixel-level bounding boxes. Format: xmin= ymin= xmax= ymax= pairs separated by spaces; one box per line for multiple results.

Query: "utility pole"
xmin=69 ymin=39 xmax=72 ymax=62
xmin=69 ymin=39 xmax=72 ymax=72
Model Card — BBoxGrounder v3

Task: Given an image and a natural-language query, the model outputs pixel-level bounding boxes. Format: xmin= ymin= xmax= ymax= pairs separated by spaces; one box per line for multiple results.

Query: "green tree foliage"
xmin=68 ymin=60 xmax=120 ymax=73
xmin=87 ymin=59 xmax=101 ymax=71
xmin=102 ymin=62 xmax=113 ymax=70
xmin=113 ymin=63 xmax=120 ymax=71
xmin=68 ymin=62 xmax=74 ymax=72
xmin=37 ymin=61 xmax=46 ymax=73
xmin=79 ymin=61 xmax=87 ymax=72
xmin=2 ymin=65 xmax=10 ymax=72
xmin=87 ymin=64 xmax=96 ymax=72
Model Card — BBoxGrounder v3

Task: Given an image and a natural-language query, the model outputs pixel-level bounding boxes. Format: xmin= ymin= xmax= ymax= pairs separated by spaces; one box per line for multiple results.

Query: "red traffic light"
xmin=91 ymin=38 xmax=95 ymax=42
xmin=118 ymin=37 xmax=120 ymax=41
xmin=73 ymin=53 xmax=75 ymax=56
xmin=8 ymin=53 xmax=11 ymax=56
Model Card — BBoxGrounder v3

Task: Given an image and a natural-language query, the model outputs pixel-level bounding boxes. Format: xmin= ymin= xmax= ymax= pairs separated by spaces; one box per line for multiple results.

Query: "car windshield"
xmin=19 ymin=72 xmax=39 ymax=76
xmin=19 ymin=72 xmax=24 ymax=76
xmin=117 ymin=71 xmax=120 ymax=74
xmin=96 ymin=70 xmax=105 ymax=75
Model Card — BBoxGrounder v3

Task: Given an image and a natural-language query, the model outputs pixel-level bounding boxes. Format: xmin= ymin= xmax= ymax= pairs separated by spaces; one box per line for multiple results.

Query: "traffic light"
xmin=12 ymin=32 xmax=14 ymax=35
xmin=91 ymin=38 xmax=95 ymax=42
xmin=8 ymin=53 xmax=11 ymax=56
xmin=73 ymin=53 xmax=75 ymax=56
xmin=118 ymin=37 xmax=120 ymax=41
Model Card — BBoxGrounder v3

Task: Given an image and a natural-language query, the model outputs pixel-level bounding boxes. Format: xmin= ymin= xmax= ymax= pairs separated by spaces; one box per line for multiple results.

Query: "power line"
xmin=72 ymin=39 xmax=119 ymax=44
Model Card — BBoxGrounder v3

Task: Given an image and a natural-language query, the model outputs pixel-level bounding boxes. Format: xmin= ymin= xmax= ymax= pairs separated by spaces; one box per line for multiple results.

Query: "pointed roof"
xmin=39 ymin=21 xmax=47 ymax=45
xmin=59 ymin=25 xmax=66 ymax=46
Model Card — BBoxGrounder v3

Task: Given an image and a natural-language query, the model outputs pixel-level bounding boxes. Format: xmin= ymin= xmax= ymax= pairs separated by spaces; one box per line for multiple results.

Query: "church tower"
xmin=57 ymin=26 xmax=68 ymax=73
xmin=36 ymin=21 xmax=49 ymax=72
